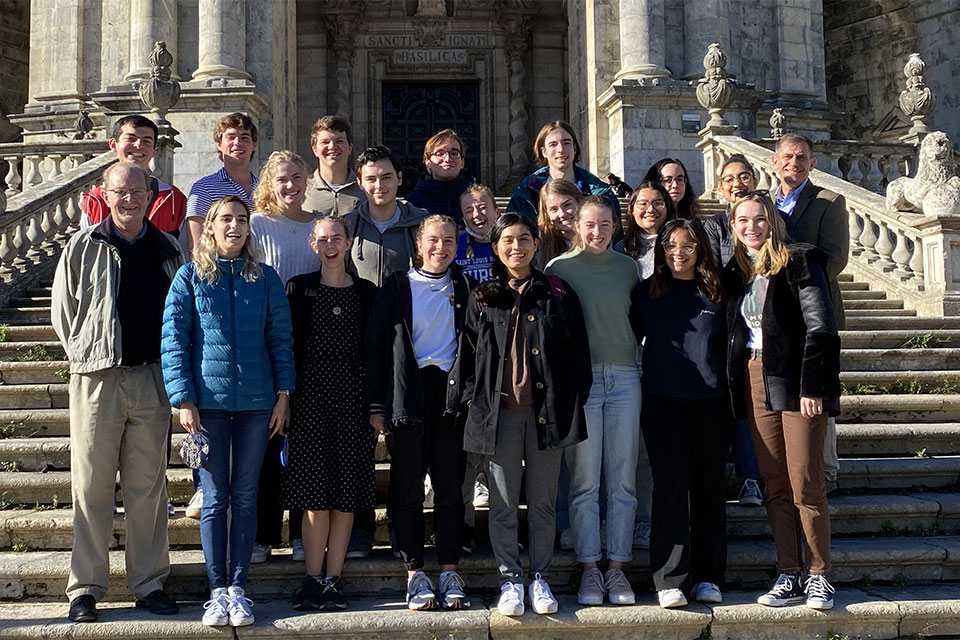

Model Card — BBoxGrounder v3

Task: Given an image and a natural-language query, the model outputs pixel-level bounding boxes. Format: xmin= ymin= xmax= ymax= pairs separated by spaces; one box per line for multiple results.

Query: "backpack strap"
xmin=545 ymin=274 xmax=565 ymax=302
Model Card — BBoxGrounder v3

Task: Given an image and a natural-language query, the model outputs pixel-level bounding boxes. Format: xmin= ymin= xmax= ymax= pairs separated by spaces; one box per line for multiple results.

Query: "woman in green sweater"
xmin=545 ymin=195 xmax=641 ymax=607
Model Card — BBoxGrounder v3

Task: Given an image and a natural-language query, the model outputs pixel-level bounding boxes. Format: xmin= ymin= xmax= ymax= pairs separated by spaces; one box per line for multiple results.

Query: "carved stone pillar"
xmin=503 ymin=13 xmax=532 ymax=181
xmin=193 ymin=0 xmax=251 ymax=81
xmin=683 ymin=0 xmax=729 ymax=79
xmin=899 ymin=53 xmax=935 ymax=145
xmin=326 ymin=13 xmax=362 ymax=119
xmin=126 ymin=0 xmax=179 ymax=82
xmin=616 ymin=0 xmax=670 ymax=80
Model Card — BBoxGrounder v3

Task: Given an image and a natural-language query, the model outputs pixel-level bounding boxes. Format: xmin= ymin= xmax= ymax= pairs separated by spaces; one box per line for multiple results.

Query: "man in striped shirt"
xmin=183 ymin=113 xmax=259 ymax=252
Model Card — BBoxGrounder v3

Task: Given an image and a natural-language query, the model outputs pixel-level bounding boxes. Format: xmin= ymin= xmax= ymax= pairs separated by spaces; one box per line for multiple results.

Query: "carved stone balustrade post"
xmin=3 ymin=156 xmax=20 ymax=197
xmin=138 ymin=41 xmax=182 ymax=185
xmin=874 ymin=220 xmax=896 ymax=269
xmin=823 ymin=152 xmax=843 ymax=179
xmin=696 ymin=44 xmax=735 ymax=132
xmin=899 ymin=53 xmax=935 ymax=145
xmin=846 ymin=156 xmax=863 ymax=188
xmin=858 ymin=215 xmax=879 ymax=259
xmin=891 ymin=231 xmax=913 ymax=279
xmin=769 ymin=108 xmax=785 ymax=139
xmin=848 ymin=208 xmax=863 ymax=253
xmin=22 ymin=156 xmax=41 ymax=191
xmin=865 ymin=154 xmax=884 ymax=193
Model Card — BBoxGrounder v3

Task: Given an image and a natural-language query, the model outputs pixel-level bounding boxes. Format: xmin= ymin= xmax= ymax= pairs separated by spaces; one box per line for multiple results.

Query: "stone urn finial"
xmin=769 ymin=108 xmax=786 ymax=139
xmin=138 ymin=41 xmax=181 ymax=125
xmin=899 ymin=53 xmax=935 ymax=143
xmin=696 ymin=43 xmax=734 ymax=129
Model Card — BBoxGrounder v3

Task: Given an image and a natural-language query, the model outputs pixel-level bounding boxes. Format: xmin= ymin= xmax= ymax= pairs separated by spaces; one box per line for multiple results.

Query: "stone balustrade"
xmin=1 ymin=141 xmax=108 ymax=199
xmin=698 ymin=133 xmax=959 ymax=316
xmin=0 ymin=151 xmax=115 ymax=305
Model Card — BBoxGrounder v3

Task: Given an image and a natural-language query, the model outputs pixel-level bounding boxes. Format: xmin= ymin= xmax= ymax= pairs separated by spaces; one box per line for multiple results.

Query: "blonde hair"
xmin=253 ymin=150 xmax=309 ymax=217
xmin=414 ymin=214 xmax=458 ymax=268
xmin=537 ymin=179 xmax=583 ymax=264
xmin=729 ymin=192 xmax=790 ymax=282
xmin=193 ymin=195 xmax=263 ymax=285
xmin=570 ymin=195 xmax=616 ymax=251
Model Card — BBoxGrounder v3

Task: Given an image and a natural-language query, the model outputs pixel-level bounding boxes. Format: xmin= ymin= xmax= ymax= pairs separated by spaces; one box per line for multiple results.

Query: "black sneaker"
xmin=757 ymin=572 xmax=806 ymax=607
xmin=292 ymin=576 xmax=321 ymax=611
xmin=319 ymin=576 xmax=348 ymax=610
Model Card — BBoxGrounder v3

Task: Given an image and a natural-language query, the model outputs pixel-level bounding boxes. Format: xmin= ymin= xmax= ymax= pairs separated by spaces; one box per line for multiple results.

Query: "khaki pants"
xmin=746 ymin=357 xmax=831 ymax=575
xmin=67 ymin=363 xmax=171 ymax=602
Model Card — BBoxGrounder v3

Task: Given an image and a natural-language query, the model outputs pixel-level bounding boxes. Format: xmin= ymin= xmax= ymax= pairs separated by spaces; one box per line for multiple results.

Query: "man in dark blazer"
xmin=772 ymin=132 xmax=849 ymax=494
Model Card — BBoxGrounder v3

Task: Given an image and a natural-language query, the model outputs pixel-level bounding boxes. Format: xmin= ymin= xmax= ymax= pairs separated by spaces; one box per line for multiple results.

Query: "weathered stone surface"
xmin=887 ymin=131 xmax=960 ymax=216
xmin=870 ymin=583 xmax=960 ymax=638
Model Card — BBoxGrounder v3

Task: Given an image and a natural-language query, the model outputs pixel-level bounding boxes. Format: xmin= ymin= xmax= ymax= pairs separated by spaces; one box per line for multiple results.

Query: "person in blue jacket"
xmin=507 ymin=121 xmax=620 ymax=224
xmin=161 ymin=194 xmax=295 ymax=628
xmin=404 ymin=129 xmax=473 ymax=225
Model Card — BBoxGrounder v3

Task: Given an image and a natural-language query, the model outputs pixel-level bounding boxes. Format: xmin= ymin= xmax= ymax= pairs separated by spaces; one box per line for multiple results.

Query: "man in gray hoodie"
xmin=345 ymin=145 xmax=429 ymax=286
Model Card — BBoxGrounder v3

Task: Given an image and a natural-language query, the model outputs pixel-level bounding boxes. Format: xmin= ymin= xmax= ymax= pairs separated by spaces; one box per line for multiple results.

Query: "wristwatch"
xmin=277 ymin=390 xmax=290 ymax=397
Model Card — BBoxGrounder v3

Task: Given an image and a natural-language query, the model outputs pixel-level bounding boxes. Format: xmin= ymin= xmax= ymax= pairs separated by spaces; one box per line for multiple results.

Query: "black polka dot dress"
xmin=282 ymin=273 xmax=376 ymax=512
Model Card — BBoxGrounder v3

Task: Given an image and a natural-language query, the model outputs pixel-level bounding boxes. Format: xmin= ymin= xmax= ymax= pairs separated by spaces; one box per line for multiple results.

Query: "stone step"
xmin=24 ymin=286 xmax=52 ymax=297
xmin=0 ymin=361 xmax=70 ymax=384
xmin=0 ymin=341 xmax=64 ymax=362
xmin=843 ymin=299 xmax=906 ymax=310
xmin=844 ymin=316 xmax=960 ymax=330
xmin=844 ymin=308 xmax=917 ymax=318
xmin=0 ymin=383 xmax=68 ymax=409
xmin=0 ymin=408 xmax=71 ymax=437
xmin=0 ymin=468 xmax=196 ymax=506
xmin=4 ymin=585 xmax=960 ymax=640
xmin=3 ymin=537 xmax=960 ymax=603
xmin=0 ymin=325 xmax=57 ymax=341
xmin=838 ymin=394 xmax=960 ymax=423
xmin=840 ymin=370 xmax=960 ymax=389
xmin=839 ymin=329 xmax=960 ymax=349
xmin=839 ymin=280 xmax=870 ymax=291
xmin=0 ymin=308 xmax=51 ymax=323
xmin=840 ymin=289 xmax=889 ymax=300
xmin=4 ymin=493 xmax=957 ymax=553
xmin=7 ymin=296 xmax=52 ymax=309
xmin=840 ymin=348 xmax=960 ymax=370
xmin=837 ymin=423 xmax=960 ymax=457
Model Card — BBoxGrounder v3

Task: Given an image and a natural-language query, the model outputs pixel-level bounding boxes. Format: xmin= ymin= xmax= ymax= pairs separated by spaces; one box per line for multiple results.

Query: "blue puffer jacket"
xmin=161 ymin=257 xmax=296 ymax=411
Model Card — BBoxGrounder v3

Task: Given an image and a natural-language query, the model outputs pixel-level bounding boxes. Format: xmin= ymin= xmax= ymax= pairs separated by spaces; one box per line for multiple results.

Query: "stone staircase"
xmin=3 ymin=277 xmax=960 ymax=638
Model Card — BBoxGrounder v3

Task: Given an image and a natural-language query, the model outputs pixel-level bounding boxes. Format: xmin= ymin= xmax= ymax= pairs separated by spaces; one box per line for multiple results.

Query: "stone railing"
xmin=1 ymin=140 xmax=107 ymax=199
xmin=0 ymin=151 xmax=115 ymax=305
xmin=698 ymin=133 xmax=959 ymax=316
xmin=748 ymin=139 xmax=917 ymax=195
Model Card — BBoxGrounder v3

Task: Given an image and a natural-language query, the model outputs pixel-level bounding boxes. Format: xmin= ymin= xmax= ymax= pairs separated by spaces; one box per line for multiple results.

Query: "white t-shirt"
xmin=741 ymin=275 xmax=769 ymax=350
xmin=250 ymin=213 xmax=321 ymax=284
xmin=408 ymin=267 xmax=457 ymax=371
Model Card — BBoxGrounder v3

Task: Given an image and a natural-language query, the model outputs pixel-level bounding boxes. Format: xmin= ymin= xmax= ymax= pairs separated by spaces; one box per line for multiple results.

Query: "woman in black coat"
xmin=723 ymin=192 xmax=840 ymax=612
xmin=461 ymin=213 xmax=591 ymax=617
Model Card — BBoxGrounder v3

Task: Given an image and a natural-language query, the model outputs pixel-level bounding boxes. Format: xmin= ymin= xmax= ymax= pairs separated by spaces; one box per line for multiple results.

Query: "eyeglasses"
xmin=721 ymin=172 xmax=755 ymax=186
xmin=106 ymin=188 xmax=149 ymax=200
xmin=663 ymin=242 xmax=698 ymax=255
xmin=431 ymin=149 xmax=462 ymax=159
xmin=660 ymin=176 xmax=686 ymax=186
xmin=634 ymin=200 xmax=667 ymax=212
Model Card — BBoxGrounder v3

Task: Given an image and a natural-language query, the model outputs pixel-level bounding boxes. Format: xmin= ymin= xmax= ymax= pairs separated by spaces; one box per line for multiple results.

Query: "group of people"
xmin=51 ymin=109 xmax=847 ymax=626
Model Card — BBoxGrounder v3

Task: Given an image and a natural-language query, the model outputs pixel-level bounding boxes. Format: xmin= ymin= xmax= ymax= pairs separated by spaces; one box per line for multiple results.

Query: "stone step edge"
xmin=1 ymin=585 xmax=959 ymax=640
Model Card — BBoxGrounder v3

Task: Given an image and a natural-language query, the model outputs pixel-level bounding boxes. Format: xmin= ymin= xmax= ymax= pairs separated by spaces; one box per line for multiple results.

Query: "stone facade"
xmin=0 ymin=0 xmax=958 ymax=196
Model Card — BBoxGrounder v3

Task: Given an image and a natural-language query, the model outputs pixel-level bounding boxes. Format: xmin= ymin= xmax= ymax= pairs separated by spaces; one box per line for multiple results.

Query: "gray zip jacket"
xmin=343 ymin=199 xmax=429 ymax=287
xmin=52 ymin=220 xmax=185 ymax=374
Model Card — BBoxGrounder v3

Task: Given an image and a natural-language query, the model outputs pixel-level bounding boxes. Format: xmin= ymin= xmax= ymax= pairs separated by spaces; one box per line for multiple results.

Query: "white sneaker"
xmin=167 ymin=502 xmax=175 ymax=517
xmin=738 ymin=479 xmax=764 ymax=507
xmin=632 ymin=520 xmax=651 ymax=549
xmin=250 ymin=543 xmax=271 ymax=564
xmin=691 ymin=582 xmax=722 ymax=603
xmin=473 ymin=474 xmax=490 ymax=508
xmin=291 ymin=539 xmax=305 ymax=562
xmin=201 ymin=587 xmax=229 ymax=626
xmin=805 ymin=574 xmax=835 ymax=610
xmin=438 ymin=570 xmax=470 ymax=609
xmin=406 ymin=571 xmax=436 ymax=610
xmin=528 ymin=573 xmax=558 ymax=615
xmin=226 ymin=586 xmax=254 ymax=626
xmin=658 ymin=588 xmax=688 ymax=609
xmin=498 ymin=581 xmax=525 ymax=616
xmin=423 ymin=474 xmax=435 ymax=509
xmin=185 ymin=490 xmax=203 ymax=519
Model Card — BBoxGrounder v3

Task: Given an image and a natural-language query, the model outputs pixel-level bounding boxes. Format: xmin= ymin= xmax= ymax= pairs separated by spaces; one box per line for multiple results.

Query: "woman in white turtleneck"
xmin=617 ymin=180 xmax=676 ymax=279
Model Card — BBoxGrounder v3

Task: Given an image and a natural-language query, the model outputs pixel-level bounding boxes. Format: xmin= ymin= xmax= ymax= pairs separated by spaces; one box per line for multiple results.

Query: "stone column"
xmin=192 ymin=0 xmax=251 ymax=81
xmin=503 ymin=13 xmax=532 ymax=181
xmin=615 ymin=0 xmax=670 ymax=80
xmin=126 ymin=0 xmax=179 ymax=82
xmin=774 ymin=1 xmax=826 ymax=100
xmin=683 ymin=0 xmax=730 ymax=79
xmin=326 ymin=13 xmax=362 ymax=118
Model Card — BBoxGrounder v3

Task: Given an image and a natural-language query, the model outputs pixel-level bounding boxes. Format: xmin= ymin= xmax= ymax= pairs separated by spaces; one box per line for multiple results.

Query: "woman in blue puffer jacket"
xmin=161 ymin=195 xmax=295 ymax=628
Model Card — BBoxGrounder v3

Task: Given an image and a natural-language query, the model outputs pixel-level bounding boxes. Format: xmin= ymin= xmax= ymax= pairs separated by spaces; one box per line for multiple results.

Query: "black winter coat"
xmin=724 ymin=244 xmax=841 ymax=418
xmin=365 ymin=266 xmax=475 ymax=424
xmin=460 ymin=272 xmax=592 ymax=455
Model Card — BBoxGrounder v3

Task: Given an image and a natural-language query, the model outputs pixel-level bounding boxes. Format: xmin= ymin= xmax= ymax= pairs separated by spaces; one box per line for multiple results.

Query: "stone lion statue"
xmin=886 ymin=131 xmax=960 ymax=216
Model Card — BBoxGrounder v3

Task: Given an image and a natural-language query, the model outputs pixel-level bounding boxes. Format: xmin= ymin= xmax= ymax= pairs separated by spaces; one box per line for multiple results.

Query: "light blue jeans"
xmin=566 ymin=364 xmax=641 ymax=563
xmin=198 ymin=409 xmax=272 ymax=590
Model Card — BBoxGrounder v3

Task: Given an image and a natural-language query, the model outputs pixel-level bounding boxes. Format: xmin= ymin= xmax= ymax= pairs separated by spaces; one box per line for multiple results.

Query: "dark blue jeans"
xmin=198 ymin=409 xmax=272 ymax=590
xmin=733 ymin=418 xmax=760 ymax=481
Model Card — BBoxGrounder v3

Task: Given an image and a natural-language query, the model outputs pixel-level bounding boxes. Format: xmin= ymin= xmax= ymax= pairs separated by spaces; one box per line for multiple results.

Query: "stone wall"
xmin=0 ymin=0 xmax=28 ymax=141
xmin=824 ymin=0 xmax=917 ymax=141
xmin=914 ymin=0 xmax=960 ymax=145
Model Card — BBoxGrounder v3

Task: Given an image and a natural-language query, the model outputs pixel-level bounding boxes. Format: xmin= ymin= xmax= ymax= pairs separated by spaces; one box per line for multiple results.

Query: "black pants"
xmin=388 ymin=366 xmax=465 ymax=571
xmin=642 ymin=394 xmax=731 ymax=591
xmin=256 ymin=435 xmax=303 ymax=545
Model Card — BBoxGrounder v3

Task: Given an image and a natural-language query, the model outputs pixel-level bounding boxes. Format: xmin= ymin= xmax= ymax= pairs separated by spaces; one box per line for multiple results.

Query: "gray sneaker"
xmin=632 ymin=521 xmax=651 ymax=549
xmin=604 ymin=567 xmax=635 ymax=605
xmin=437 ymin=570 xmax=470 ymax=609
xmin=577 ymin=567 xmax=606 ymax=606
xmin=406 ymin=571 xmax=436 ymax=611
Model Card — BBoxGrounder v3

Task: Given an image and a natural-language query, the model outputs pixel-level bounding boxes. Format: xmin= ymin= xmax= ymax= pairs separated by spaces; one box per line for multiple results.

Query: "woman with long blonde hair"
xmin=536 ymin=179 xmax=583 ymax=266
xmin=249 ymin=150 xmax=317 ymax=566
xmin=723 ymin=192 xmax=840 ymax=611
xmin=162 ymin=195 xmax=295 ymax=627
